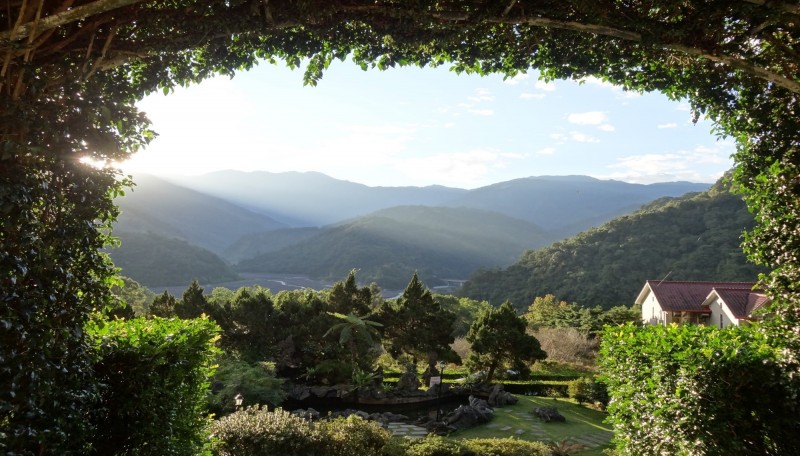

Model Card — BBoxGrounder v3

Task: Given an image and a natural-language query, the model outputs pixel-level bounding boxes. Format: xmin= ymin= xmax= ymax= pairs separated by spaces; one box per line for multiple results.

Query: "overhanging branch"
xmin=0 ymin=0 xmax=145 ymax=41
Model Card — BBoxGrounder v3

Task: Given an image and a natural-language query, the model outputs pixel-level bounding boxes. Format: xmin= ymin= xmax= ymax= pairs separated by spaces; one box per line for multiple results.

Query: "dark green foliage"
xmin=207 ymin=357 xmax=285 ymax=415
xmin=435 ymin=294 xmax=492 ymax=338
xmin=599 ymin=324 xmax=800 ymax=455
xmin=109 ymin=231 xmax=238 ymax=287
xmin=462 ymin=182 xmax=766 ymax=309
xmin=379 ymin=273 xmax=459 ymax=370
xmin=177 ymin=280 xmax=210 ymax=319
xmin=149 ymin=290 xmax=177 ymax=317
xmin=211 ymin=408 xmax=391 ymax=456
xmin=0 ymin=159 xmax=120 ymax=455
xmin=567 ymin=376 xmax=607 ymax=406
xmin=467 ymin=302 xmax=547 ymax=382
xmin=88 ymin=316 xmax=220 ymax=456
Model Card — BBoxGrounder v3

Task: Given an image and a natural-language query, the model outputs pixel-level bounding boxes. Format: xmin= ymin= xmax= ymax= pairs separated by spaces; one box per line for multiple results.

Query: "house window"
xmin=719 ymin=313 xmax=723 ymax=329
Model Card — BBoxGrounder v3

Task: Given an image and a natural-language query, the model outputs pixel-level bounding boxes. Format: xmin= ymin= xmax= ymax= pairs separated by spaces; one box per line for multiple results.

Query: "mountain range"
xmin=460 ymin=180 xmax=765 ymax=310
xmin=110 ymin=171 xmax=710 ymax=289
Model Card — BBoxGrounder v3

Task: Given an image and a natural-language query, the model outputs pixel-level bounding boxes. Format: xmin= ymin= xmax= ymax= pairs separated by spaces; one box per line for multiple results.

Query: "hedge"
xmin=88 ymin=316 xmax=220 ymax=455
xmin=599 ymin=323 xmax=800 ymax=455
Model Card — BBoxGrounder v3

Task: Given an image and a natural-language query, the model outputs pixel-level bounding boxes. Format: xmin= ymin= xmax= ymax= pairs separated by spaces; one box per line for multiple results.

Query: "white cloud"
xmin=598 ymin=124 xmax=616 ymax=132
xmin=599 ymin=142 xmax=735 ymax=183
xmin=536 ymin=147 xmax=557 ymax=155
xmin=658 ymin=122 xmax=678 ymax=129
xmin=468 ymin=88 xmax=495 ymax=102
xmin=550 ymin=132 xmax=567 ymax=143
xmin=567 ymin=111 xmax=608 ymax=125
xmin=569 ymin=131 xmax=600 ymax=143
xmin=520 ymin=92 xmax=545 ymax=100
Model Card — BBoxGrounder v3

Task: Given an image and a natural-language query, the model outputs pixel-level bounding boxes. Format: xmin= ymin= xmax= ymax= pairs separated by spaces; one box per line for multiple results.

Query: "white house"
xmin=637 ymin=280 xmax=766 ymax=327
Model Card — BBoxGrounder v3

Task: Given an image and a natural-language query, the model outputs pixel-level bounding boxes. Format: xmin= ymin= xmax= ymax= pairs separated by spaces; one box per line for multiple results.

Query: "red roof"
xmin=641 ymin=280 xmax=756 ymax=313
xmin=707 ymin=287 xmax=770 ymax=320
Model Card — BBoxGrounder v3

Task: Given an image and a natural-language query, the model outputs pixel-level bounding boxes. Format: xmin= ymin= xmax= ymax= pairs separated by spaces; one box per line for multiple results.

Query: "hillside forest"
xmin=462 ymin=179 xmax=765 ymax=309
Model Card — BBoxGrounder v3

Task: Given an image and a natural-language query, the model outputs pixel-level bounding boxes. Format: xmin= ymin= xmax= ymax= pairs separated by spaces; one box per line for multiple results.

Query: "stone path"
xmin=387 ymin=422 xmax=429 ymax=439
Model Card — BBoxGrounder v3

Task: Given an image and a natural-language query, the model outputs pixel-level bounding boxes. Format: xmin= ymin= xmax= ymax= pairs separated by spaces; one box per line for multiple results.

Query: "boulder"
xmin=443 ymin=395 xmax=494 ymax=430
xmin=488 ymin=384 xmax=518 ymax=407
xmin=532 ymin=406 xmax=566 ymax=422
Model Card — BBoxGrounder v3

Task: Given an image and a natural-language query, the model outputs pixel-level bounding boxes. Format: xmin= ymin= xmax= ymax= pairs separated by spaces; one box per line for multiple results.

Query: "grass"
xmin=451 ymin=396 xmax=613 ymax=456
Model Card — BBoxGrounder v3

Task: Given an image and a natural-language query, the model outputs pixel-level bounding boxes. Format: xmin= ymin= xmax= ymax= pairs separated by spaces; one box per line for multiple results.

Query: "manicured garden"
xmin=452 ymin=396 xmax=612 ymax=456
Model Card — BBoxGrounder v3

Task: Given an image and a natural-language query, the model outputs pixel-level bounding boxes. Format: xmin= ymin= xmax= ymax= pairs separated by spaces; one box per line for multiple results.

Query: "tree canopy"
xmin=2 ymin=1 xmax=799 ymax=453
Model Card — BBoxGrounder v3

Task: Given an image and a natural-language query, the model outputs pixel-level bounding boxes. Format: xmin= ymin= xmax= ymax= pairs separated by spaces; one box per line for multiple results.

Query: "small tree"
xmin=379 ymin=273 xmax=459 ymax=374
xmin=467 ymin=302 xmax=547 ymax=382
xmin=149 ymin=290 xmax=177 ymax=318
xmin=176 ymin=279 xmax=208 ymax=319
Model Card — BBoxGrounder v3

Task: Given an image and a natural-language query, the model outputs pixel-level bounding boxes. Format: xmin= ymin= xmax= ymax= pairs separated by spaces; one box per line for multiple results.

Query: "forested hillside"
xmin=115 ymin=175 xmax=286 ymax=255
xmin=109 ymin=232 xmax=239 ymax=287
xmin=461 ymin=181 xmax=766 ymax=309
xmin=237 ymin=206 xmax=550 ymax=289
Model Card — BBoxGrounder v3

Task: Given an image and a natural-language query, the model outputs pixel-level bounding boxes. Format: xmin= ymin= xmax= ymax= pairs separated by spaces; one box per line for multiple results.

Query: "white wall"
xmin=708 ymin=297 xmax=739 ymax=328
xmin=641 ymin=290 xmax=665 ymax=325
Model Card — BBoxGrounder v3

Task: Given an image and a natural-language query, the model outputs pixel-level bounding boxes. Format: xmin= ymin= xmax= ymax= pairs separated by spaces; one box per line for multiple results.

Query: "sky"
xmin=122 ymin=60 xmax=735 ymax=189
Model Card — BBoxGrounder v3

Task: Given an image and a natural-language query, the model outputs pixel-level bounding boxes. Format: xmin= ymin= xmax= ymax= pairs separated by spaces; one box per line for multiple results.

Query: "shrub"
xmin=600 ymin=323 xmax=800 ymax=455
xmin=87 ymin=316 xmax=220 ymax=455
xmin=316 ymin=415 xmax=391 ymax=456
xmin=463 ymin=437 xmax=551 ymax=456
xmin=531 ymin=327 xmax=598 ymax=366
xmin=567 ymin=377 xmax=593 ymax=404
xmin=208 ymin=357 xmax=285 ymax=415
xmin=211 ymin=408 xmax=391 ymax=456
xmin=402 ymin=435 xmax=462 ymax=456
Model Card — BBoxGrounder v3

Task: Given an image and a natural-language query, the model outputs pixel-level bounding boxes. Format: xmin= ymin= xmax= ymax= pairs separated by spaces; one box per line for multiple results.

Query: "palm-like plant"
xmin=323 ymin=312 xmax=383 ymax=372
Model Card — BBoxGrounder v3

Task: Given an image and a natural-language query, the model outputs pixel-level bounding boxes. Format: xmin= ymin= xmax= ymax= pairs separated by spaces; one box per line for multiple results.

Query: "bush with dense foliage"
xmin=211 ymin=408 xmax=390 ymax=456
xmin=462 ymin=437 xmax=551 ymax=456
xmin=88 ymin=316 xmax=220 ymax=456
xmin=599 ymin=323 xmax=800 ymax=455
xmin=207 ymin=357 xmax=285 ymax=415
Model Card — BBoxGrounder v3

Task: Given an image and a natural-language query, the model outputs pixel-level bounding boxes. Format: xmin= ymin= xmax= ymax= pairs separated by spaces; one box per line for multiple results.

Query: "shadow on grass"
xmin=450 ymin=396 xmax=613 ymax=456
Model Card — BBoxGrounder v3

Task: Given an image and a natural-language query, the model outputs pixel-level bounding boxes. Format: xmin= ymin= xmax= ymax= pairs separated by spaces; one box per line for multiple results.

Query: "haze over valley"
xmin=111 ymin=171 xmax=718 ymax=294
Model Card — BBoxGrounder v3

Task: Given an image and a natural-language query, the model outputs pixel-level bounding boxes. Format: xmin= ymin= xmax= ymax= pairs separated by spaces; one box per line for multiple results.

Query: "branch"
xmin=742 ymin=0 xmax=800 ymax=16
xmin=489 ymin=16 xmax=800 ymax=95
xmin=0 ymin=0 xmax=145 ymax=41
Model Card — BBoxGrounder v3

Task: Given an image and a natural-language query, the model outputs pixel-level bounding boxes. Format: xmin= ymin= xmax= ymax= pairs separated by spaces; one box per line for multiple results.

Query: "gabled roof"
xmin=636 ymin=280 xmax=757 ymax=313
xmin=702 ymin=287 xmax=770 ymax=320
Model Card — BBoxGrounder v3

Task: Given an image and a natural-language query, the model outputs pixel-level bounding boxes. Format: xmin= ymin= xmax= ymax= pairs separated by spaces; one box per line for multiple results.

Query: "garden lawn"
xmin=451 ymin=396 xmax=613 ymax=456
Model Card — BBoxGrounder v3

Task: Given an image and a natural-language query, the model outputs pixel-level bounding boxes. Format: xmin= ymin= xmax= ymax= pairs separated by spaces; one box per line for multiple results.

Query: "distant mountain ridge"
xmin=168 ymin=171 xmax=710 ymax=233
xmin=115 ymin=174 xmax=285 ymax=255
xmin=111 ymin=171 xmax=713 ymax=288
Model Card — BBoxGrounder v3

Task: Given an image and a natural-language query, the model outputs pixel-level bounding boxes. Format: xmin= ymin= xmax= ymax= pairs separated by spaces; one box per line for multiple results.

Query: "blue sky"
xmin=123 ymin=60 xmax=735 ymax=189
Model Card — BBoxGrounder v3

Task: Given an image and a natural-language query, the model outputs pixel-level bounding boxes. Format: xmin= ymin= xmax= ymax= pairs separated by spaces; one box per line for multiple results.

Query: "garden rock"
xmin=443 ymin=395 xmax=494 ymax=430
xmin=396 ymin=369 xmax=421 ymax=393
xmin=533 ymin=406 xmax=566 ymax=422
xmin=488 ymin=384 xmax=518 ymax=407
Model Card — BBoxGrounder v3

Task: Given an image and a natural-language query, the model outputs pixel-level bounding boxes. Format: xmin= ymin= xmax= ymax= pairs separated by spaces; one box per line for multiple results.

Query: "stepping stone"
xmin=514 ymin=429 xmax=525 ymax=435
xmin=500 ymin=426 xmax=512 ymax=431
